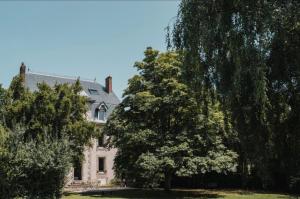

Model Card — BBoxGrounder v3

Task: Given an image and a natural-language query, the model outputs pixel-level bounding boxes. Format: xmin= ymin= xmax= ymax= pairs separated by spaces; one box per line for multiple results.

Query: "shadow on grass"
xmin=64 ymin=189 xmax=224 ymax=198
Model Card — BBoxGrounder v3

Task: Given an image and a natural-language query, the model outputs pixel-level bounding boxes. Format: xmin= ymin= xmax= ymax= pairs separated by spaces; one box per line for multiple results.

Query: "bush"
xmin=0 ymin=128 xmax=72 ymax=199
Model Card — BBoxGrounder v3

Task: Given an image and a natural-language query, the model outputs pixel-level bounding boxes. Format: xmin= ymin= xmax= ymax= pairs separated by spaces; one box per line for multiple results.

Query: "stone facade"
xmin=80 ymin=137 xmax=117 ymax=185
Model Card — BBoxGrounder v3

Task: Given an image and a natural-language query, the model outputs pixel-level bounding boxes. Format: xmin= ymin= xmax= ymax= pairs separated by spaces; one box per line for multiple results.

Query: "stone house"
xmin=19 ymin=63 xmax=120 ymax=186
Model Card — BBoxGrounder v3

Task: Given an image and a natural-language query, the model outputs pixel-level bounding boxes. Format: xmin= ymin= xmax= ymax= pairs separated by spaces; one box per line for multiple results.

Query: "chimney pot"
xmin=105 ymin=76 xmax=112 ymax=93
xmin=20 ymin=62 xmax=26 ymax=80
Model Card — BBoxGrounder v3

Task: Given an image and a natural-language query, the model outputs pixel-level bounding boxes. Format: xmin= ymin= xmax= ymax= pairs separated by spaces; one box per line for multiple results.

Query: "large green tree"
xmin=169 ymin=0 xmax=300 ymax=191
xmin=105 ymin=48 xmax=237 ymax=190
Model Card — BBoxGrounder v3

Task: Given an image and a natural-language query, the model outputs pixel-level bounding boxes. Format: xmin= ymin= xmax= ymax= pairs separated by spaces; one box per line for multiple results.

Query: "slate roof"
xmin=25 ymin=72 xmax=120 ymax=118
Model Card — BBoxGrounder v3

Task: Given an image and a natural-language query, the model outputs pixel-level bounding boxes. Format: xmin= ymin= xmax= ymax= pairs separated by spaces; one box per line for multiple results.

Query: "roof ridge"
xmin=27 ymin=71 xmax=98 ymax=83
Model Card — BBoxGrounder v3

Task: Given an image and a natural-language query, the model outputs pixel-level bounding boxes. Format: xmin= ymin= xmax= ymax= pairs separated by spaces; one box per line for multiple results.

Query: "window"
xmin=73 ymin=160 xmax=82 ymax=180
xmin=98 ymin=157 xmax=105 ymax=172
xmin=88 ymin=89 xmax=99 ymax=95
xmin=94 ymin=104 xmax=107 ymax=121
xmin=98 ymin=134 xmax=104 ymax=147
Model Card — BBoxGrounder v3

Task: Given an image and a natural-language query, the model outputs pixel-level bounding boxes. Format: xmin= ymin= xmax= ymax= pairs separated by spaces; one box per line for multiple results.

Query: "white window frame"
xmin=94 ymin=103 xmax=107 ymax=122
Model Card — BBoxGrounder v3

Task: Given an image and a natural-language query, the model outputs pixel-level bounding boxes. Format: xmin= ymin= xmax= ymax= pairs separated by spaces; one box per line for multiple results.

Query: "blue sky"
xmin=0 ymin=1 xmax=179 ymax=98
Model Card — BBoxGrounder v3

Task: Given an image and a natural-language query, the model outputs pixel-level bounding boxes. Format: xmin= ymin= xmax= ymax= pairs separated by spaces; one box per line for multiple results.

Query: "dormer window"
xmin=89 ymin=88 xmax=99 ymax=95
xmin=94 ymin=103 xmax=107 ymax=121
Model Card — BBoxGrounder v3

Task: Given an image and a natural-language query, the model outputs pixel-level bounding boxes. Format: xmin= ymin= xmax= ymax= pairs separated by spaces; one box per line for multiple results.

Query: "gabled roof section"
xmin=96 ymin=102 xmax=108 ymax=110
xmin=79 ymin=90 xmax=89 ymax=97
xmin=25 ymin=72 xmax=120 ymax=118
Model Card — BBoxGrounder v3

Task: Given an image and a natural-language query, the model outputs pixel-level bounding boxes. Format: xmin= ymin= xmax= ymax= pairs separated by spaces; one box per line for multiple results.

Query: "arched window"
xmin=94 ymin=104 xmax=107 ymax=121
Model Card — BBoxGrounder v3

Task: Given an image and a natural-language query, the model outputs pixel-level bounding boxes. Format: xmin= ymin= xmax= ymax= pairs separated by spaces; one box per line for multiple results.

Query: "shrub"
xmin=0 ymin=128 xmax=72 ymax=199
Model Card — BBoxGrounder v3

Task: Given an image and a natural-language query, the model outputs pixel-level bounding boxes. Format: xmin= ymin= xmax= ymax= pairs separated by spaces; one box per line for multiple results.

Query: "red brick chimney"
xmin=20 ymin=62 xmax=26 ymax=81
xmin=105 ymin=76 xmax=112 ymax=93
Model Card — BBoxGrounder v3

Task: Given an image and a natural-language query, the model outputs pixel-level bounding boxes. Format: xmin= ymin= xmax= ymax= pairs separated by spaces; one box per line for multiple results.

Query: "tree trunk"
xmin=241 ymin=159 xmax=248 ymax=189
xmin=164 ymin=172 xmax=172 ymax=191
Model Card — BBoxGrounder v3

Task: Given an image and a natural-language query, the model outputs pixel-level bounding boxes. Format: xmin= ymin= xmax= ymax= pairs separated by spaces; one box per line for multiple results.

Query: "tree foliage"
xmin=105 ymin=48 xmax=237 ymax=189
xmin=0 ymin=84 xmax=7 ymax=124
xmin=169 ymin=0 xmax=300 ymax=191
xmin=0 ymin=127 xmax=72 ymax=199
xmin=3 ymin=76 xmax=96 ymax=162
xmin=0 ymin=77 xmax=96 ymax=198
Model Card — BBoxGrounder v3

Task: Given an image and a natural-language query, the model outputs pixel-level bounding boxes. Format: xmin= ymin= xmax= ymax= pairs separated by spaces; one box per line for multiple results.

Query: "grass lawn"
xmin=63 ymin=189 xmax=298 ymax=199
